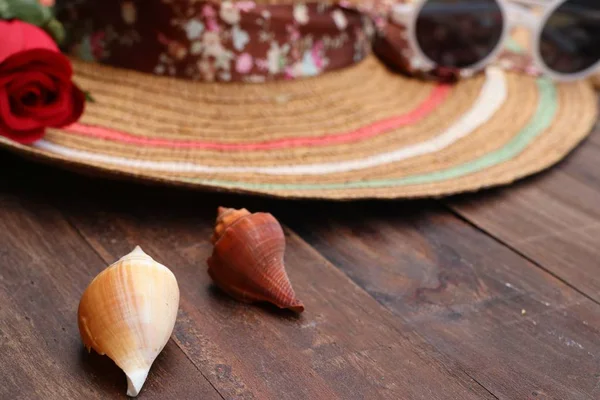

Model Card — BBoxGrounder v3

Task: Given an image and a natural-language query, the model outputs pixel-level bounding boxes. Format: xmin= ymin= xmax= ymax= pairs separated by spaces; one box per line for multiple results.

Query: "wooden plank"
xmin=561 ymin=137 xmax=600 ymax=193
xmin=447 ymin=129 xmax=600 ymax=303
xmin=67 ymin=213 xmax=489 ymax=399
xmin=0 ymin=195 xmax=221 ymax=399
xmin=60 ymin=195 xmax=493 ymax=400
xmin=283 ymin=201 xmax=600 ymax=400
xmin=587 ymin=119 xmax=600 ymax=147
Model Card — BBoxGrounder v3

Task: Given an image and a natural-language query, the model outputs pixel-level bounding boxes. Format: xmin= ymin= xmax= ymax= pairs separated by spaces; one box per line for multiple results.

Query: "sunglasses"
xmin=390 ymin=0 xmax=600 ymax=81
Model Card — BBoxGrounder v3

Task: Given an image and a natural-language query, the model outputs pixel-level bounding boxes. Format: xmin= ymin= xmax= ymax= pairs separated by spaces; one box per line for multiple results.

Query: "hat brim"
xmin=0 ymin=56 xmax=597 ymax=199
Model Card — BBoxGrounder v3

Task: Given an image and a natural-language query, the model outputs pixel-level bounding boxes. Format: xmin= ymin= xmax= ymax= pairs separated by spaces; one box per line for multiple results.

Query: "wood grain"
xmin=587 ymin=119 xmax=600 ymax=146
xmin=0 ymin=156 xmax=492 ymax=400
xmin=0 ymin=193 xmax=221 ymax=399
xmin=1 ymin=113 xmax=600 ymax=400
xmin=284 ymin=201 xmax=600 ymax=400
xmin=58 ymin=190 xmax=491 ymax=399
xmin=447 ymin=128 xmax=600 ymax=304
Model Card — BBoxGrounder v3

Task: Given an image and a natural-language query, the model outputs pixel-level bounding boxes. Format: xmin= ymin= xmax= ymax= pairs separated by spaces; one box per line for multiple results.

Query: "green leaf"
xmin=84 ymin=91 xmax=96 ymax=103
xmin=0 ymin=0 xmax=14 ymax=19
xmin=4 ymin=0 xmax=53 ymax=26
xmin=44 ymin=18 xmax=65 ymax=44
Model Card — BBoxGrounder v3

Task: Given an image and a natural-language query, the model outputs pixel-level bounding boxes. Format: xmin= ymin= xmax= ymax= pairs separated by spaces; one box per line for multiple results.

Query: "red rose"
xmin=0 ymin=20 xmax=85 ymax=144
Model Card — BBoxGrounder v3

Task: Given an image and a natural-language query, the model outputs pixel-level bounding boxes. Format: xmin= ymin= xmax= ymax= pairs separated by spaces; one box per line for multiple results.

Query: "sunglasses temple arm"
xmin=510 ymin=0 xmax=550 ymax=7
xmin=505 ymin=2 xmax=539 ymax=31
xmin=390 ymin=3 xmax=413 ymax=26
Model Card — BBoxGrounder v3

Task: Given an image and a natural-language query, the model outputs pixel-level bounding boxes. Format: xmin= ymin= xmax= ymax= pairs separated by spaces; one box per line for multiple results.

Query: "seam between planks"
xmin=441 ymin=204 xmax=600 ymax=308
xmin=67 ymin=213 xmax=489 ymax=399
xmin=282 ymin=226 xmax=498 ymax=400
xmin=463 ymin=371 xmax=500 ymax=400
xmin=57 ymin=201 xmax=494 ymax=400
xmin=62 ymin=216 xmax=228 ymax=400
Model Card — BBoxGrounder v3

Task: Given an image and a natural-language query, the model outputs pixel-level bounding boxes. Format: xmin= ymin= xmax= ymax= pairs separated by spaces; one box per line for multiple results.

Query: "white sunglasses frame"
xmin=391 ymin=0 xmax=600 ymax=81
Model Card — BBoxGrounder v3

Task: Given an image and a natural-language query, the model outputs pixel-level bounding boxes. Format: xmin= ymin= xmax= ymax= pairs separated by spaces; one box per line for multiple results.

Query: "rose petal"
xmin=33 ymin=87 xmax=70 ymax=125
xmin=17 ymin=80 xmax=83 ymax=128
xmin=7 ymin=71 xmax=57 ymax=94
xmin=0 ymin=89 xmax=44 ymax=131
xmin=12 ymin=85 xmax=43 ymax=112
xmin=6 ymin=72 xmax=57 ymax=115
xmin=0 ymin=71 xmax=22 ymax=86
xmin=0 ymin=20 xmax=58 ymax=64
xmin=61 ymin=84 xmax=86 ymax=127
xmin=40 ymin=82 xmax=85 ymax=127
xmin=0 ymin=125 xmax=46 ymax=144
xmin=15 ymin=85 xmax=43 ymax=103
xmin=0 ymin=50 xmax=73 ymax=80
xmin=0 ymin=38 xmax=85 ymax=142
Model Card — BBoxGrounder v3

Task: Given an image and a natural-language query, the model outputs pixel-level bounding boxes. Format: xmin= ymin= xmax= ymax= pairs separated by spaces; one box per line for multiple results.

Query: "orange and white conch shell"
xmin=207 ymin=207 xmax=305 ymax=313
xmin=78 ymin=246 xmax=180 ymax=397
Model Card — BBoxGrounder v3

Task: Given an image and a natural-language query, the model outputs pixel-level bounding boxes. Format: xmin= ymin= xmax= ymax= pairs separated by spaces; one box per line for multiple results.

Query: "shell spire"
xmin=207 ymin=207 xmax=305 ymax=313
xmin=210 ymin=207 xmax=250 ymax=244
xmin=78 ymin=246 xmax=180 ymax=397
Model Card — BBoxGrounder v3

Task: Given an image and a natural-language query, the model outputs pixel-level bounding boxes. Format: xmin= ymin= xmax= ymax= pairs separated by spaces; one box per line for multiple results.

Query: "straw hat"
xmin=0 ymin=0 xmax=597 ymax=199
xmin=593 ymin=74 xmax=600 ymax=90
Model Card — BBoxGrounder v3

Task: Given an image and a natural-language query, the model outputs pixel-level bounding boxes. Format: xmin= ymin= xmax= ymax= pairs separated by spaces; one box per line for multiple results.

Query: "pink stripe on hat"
xmin=64 ymin=84 xmax=450 ymax=151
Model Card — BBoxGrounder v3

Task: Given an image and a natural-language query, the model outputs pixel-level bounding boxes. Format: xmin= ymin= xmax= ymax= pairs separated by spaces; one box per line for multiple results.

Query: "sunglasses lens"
xmin=541 ymin=0 xmax=600 ymax=75
xmin=415 ymin=0 xmax=504 ymax=68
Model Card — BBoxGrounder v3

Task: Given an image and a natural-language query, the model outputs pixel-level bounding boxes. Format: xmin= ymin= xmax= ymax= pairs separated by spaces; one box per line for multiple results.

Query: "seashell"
xmin=78 ymin=246 xmax=180 ymax=397
xmin=207 ymin=207 xmax=305 ymax=313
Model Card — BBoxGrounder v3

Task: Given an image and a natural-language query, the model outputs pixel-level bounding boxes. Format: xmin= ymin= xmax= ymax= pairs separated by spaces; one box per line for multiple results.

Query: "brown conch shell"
xmin=207 ymin=207 xmax=305 ymax=313
xmin=78 ymin=246 xmax=180 ymax=397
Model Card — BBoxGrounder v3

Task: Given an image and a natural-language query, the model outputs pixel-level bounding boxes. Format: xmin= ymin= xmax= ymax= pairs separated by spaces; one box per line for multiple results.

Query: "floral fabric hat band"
xmin=58 ymin=0 xmax=546 ymax=84
xmin=59 ymin=1 xmax=382 ymax=83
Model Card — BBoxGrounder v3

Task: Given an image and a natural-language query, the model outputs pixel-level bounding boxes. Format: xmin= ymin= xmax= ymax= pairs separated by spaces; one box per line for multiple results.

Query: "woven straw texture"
xmin=0 ymin=55 xmax=597 ymax=199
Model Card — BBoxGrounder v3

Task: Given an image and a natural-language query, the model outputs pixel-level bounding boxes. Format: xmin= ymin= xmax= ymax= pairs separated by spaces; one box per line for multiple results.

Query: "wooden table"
xmin=1 ymin=122 xmax=600 ymax=400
